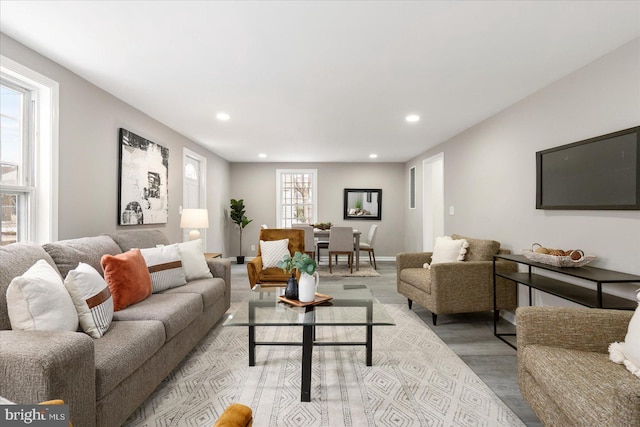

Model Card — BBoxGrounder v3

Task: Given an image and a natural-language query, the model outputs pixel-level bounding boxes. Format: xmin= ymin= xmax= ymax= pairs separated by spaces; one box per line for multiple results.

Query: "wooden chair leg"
xmin=407 ymin=299 xmax=413 ymax=309
xmin=329 ymin=252 xmax=333 ymax=273
xmin=349 ymin=253 xmax=353 ymax=273
xmin=432 ymin=313 xmax=437 ymax=326
xmin=371 ymin=250 xmax=377 ymax=269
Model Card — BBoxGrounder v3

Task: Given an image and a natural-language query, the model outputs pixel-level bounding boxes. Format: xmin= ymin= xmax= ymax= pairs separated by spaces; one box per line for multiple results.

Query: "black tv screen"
xmin=536 ymin=126 xmax=640 ymax=210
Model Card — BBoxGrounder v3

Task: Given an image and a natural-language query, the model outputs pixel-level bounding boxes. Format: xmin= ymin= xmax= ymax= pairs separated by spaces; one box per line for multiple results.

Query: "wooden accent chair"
xmin=247 ymin=228 xmax=304 ymax=288
xmin=396 ymin=234 xmax=517 ymax=325
xmin=328 ymin=226 xmax=354 ymax=273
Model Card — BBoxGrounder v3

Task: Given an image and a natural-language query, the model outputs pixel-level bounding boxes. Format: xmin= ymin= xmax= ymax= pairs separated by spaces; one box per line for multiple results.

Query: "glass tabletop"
xmin=224 ymin=283 xmax=395 ymax=327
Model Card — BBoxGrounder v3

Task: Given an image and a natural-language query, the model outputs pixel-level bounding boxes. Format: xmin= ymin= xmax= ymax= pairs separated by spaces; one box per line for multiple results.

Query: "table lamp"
xmin=180 ymin=208 xmax=209 ymax=240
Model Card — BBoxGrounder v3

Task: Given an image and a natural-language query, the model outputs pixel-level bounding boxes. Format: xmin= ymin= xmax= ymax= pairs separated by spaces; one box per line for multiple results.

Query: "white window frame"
xmin=276 ymin=169 xmax=317 ymax=228
xmin=1 ymin=56 xmax=59 ymax=244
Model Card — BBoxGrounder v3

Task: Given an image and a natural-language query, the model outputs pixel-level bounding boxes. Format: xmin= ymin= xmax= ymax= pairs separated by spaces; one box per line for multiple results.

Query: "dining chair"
xmin=292 ymin=224 xmax=315 ymax=260
xmin=356 ymin=224 xmax=378 ymax=269
xmin=328 ymin=226 xmax=353 ymax=273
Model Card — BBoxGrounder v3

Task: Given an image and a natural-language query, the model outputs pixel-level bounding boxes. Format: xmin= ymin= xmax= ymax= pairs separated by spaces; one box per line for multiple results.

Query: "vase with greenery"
xmin=278 ymin=251 xmax=319 ymax=302
xmin=230 ymin=198 xmax=252 ymax=264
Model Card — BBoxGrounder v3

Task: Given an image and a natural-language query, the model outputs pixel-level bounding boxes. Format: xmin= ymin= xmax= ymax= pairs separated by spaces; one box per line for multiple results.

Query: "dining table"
xmin=313 ymin=228 xmax=362 ymax=271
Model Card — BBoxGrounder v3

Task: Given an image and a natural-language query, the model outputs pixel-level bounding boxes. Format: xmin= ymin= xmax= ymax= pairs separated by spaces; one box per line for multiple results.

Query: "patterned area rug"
xmin=316 ymin=263 xmax=381 ymax=277
xmin=124 ymin=304 xmax=524 ymax=427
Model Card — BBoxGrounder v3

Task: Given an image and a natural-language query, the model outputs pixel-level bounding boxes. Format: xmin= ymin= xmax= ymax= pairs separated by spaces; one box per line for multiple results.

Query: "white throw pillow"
xmin=140 ymin=244 xmax=187 ymax=293
xmin=609 ymin=291 xmax=640 ymax=378
xmin=429 ymin=236 xmax=469 ymax=269
xmin=260 ymin=239 xmax=290 ymax=269
xmin=177 ymin=239 xmax=213 ymax=281
xmin=64 ymin=262 xmax=114 ymax=338
xmin=6 ymin=259 xmax=79 ymax=331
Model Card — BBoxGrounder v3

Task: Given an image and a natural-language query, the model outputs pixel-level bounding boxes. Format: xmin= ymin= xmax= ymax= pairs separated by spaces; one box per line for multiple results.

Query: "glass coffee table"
xmin=224 ymin=283 xmax=395 ymax=402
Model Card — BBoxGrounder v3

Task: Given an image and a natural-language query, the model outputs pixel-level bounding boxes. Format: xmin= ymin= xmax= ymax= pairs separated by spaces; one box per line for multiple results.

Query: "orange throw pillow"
xmin=101 ymin=249 xmax=152 ymax=311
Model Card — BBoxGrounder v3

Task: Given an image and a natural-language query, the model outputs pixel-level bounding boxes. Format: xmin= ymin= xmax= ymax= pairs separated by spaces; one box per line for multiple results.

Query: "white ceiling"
xmin=1 ymin=1 xmax=639 ymax=163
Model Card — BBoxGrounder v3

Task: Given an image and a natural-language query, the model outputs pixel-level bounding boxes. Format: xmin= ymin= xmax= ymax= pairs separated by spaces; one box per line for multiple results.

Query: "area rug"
xmin=316 ymin=263 xmax=381 ymax=278
xmin=124 ymin=304 xmax=524 ymax=427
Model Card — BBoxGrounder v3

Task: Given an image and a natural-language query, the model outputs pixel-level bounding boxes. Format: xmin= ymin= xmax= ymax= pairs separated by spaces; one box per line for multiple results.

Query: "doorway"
xmin=422 ymin=153 xmax=444 ymax=251
xmin=183 ymin=148 xmax=207 ymax=244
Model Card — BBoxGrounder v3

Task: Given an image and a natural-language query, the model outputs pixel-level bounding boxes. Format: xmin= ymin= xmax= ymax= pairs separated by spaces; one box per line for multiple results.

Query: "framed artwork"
xmin=343 ymin=188 xmax=382 ymax=220
xmin=118 ymin=128 xmax=169 ymax=225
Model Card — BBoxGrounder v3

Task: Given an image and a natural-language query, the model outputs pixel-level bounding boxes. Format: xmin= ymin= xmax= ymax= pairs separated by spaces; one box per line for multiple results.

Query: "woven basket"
xmin=522 ymin=244 xmax=595 ymax=268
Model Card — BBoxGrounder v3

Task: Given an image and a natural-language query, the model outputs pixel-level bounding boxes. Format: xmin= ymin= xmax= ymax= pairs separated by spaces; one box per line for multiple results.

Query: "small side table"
xmin=205 ymin=252 xmax=222 ymax=259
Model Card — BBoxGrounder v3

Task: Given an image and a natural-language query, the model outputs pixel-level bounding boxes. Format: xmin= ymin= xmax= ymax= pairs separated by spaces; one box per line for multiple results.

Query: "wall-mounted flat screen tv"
xmin=536 ymin=126 xmax=640 ymax=210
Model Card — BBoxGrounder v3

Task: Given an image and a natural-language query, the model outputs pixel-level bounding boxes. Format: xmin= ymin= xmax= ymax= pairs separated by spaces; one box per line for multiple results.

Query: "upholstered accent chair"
xmin=516 ymin=307 xmax=638 ymax=427
xmin=396 ymin=235 xmax=517 ymax=325
xmin=292 ymin=224 xmax=315 ymax=260
xmin=247 ymin=228 xmax=304 ymax=288
xmin=328 ymin=226 xmax=354 ymax=273
xmin=356 ymin=224 xmax=378 ymax=269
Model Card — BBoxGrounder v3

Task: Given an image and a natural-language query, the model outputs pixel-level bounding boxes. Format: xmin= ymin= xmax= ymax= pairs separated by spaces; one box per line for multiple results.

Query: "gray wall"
xmin=229 ymin=162 xmax=405 ymax=258
xmin=1 ymin=33 xmax=230 ymax=254
xmin=404 ymin=38 xmax=640 ymax=303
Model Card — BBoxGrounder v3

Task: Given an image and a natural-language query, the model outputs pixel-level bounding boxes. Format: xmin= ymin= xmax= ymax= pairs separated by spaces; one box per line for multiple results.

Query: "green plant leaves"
xmin=277 ymin=251 xmax=317 ymax=275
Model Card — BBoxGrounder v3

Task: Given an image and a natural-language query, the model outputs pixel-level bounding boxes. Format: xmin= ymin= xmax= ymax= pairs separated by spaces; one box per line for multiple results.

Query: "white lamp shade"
xmin=180 ymin=208 xmax=209 ymax=229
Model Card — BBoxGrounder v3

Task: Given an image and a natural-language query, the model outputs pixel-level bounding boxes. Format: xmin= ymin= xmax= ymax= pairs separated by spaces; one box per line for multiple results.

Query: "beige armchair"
xmin=247 ymin=228 xmax=305 ymax=288
xmin=516 ymin=307 xmax=638 ymax=426
xmin=396 ymin=235 xmax=517 ymax=325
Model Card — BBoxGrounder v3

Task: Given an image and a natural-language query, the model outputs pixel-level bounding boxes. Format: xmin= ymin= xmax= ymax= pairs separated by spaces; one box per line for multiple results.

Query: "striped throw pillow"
xmin=140 ymin=244 xmax=187 ymax=293
xmin=64 ymin=262 xmax=114 ymax=338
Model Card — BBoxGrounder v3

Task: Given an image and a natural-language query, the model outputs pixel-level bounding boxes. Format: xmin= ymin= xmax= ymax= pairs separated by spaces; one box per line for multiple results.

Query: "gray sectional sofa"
xmin=0 ymin=230 xmax=231 ymax=427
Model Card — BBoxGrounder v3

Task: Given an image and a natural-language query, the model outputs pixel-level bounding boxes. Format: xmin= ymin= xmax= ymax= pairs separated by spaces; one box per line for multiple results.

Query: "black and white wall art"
xmin=118 ymin=128 xmax=169 ymax=225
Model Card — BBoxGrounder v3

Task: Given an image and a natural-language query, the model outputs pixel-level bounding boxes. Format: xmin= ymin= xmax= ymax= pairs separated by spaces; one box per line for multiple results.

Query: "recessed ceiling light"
xmin=258 ymin=153 xmax=267 ymax=158
xmin=369 ymin=154 xmax=378 ymax=159
xmin=405 ymin=114 xmax=420 ymax=123
xmin=216 ymin=112 xmax=230 ymax=121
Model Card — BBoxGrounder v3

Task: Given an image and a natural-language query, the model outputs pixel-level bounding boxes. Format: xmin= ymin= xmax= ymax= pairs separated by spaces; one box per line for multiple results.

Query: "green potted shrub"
xmin=230 ymin=198 xmax=252 ymax=264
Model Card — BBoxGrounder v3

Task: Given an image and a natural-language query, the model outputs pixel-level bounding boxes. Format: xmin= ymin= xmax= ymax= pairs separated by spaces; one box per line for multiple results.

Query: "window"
xmin=276 ymin=169 xmax=317 ymax=228
xmin=1 ymin=80 xmax=32 ymax=245
xmin=1 ymin=56 xmax=59 ymax=244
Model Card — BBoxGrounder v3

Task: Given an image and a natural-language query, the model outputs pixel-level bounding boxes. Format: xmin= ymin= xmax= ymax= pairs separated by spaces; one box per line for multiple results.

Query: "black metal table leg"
xmin=301 ymin=324 xmax=313 ymax=402
xmin=248 ymin=325 xmax=256 ymax=367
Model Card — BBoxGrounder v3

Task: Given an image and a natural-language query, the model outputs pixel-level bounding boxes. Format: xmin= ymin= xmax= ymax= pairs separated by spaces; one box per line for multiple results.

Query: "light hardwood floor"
xmin=229 ymin=260 xmax=542 ymax=426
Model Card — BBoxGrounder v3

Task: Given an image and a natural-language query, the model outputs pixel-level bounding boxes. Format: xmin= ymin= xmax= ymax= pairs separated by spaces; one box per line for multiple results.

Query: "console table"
xmin=493 ymin=253 xmax=639 ymax=349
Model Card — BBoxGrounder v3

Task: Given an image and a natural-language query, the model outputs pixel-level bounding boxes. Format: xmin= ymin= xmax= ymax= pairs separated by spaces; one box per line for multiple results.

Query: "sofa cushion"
xmin=64 ymin=262 xmax=114 ymax=338
xmin=7 ymin=260 xmax=79 ymax=332
xmin=522 ymin=344 xmax=635 ymax=427
xmin=140 ymin=244 xmax=187 ymax=293
xmin=609 ymin=293 xmax=640 ymax=377
xmin=106 ymin=230 xmax=170 ymax=252
xmin=0 ymin=242 xmax=59 ymax=330
xmin=112 ymin=293 xmax=202 ymax=341
xmin=43 ymin=235 xmax=123 ymax=278
xmin=451 ymin=234 xmax=500 ymax=261
xmin=161 ymin=277 xmax=225 ymax=309
xmin=101 ymin=249 xmax=152 ymax=311
xmin=177 ymin=239 xmax=213 ymax=281
xmin=429 ymin=236 xmax=469 ymax=268
xmin=93 ymin=320 xmax=165 ymax=399
xmin=399 ymin=268 xmax=432 ymax=294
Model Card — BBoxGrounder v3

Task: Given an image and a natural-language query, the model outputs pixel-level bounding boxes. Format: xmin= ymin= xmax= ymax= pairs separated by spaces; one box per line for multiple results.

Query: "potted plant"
xmin=278 ymin=251 xmax=320 ymax=302
xmin=230 ymin=198 xmax=252 ymax=264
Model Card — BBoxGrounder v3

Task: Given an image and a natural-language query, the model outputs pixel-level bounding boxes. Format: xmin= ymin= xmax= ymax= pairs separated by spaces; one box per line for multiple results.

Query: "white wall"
xmin=404 ymin=38 xmax=640 ymax=303
xmin=1 ymin=33 xmax=230 ymax=254
xmin=229 ymin=162 xmax=405 ymax=259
